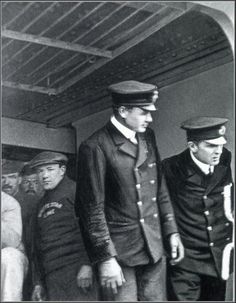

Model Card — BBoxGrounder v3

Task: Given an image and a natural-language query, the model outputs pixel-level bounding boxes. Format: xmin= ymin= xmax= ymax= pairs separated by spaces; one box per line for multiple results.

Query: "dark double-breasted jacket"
xmin=75 ymin=121 xmax=178 ymax=266
xmin=162 ymin=148 xmax=233 ymax=277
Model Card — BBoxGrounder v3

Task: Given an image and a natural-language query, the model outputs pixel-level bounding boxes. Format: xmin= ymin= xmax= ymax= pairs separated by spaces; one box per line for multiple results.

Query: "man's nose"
xmin=41 ymin=171 xmax=48 ymax=179
xmin=28 ymin=182 xmax=34 ymax=189
xmin=215 ymin=145 xmax=223 ymax=153
xmin=146 ymin=112 xmax=153 ymax=122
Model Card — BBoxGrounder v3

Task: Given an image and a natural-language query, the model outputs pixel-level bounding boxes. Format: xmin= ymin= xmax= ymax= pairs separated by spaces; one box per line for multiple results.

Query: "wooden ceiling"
xmin=2 ymin=1 xmax=233 ymax=127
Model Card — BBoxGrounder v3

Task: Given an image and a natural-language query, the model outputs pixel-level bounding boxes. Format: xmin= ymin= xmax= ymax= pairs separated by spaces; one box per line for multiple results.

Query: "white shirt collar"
xmin=190 ymin=151 xmax=214 ymax=175
xmin=110 ymin=115 xmax=137 ymax=143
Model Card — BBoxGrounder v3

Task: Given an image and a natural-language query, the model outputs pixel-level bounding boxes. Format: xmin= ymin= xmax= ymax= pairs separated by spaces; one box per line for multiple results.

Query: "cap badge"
xmin=152 ymin=90 xmax=158 ymax=102
xmin=218 ymin=125 xmax=226 ymax=135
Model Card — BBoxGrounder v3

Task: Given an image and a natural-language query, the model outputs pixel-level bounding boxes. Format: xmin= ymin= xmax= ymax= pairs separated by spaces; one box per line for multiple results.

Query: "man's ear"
xmin=118 ymin=106 xmax=128 ymax=119
xmin=60 ymin=165 xmax=66 ymax=176
xmin=18 ymin=176 xmax=22 ymax=185
xmin=188 ymin=141 xmax=198 ymax=153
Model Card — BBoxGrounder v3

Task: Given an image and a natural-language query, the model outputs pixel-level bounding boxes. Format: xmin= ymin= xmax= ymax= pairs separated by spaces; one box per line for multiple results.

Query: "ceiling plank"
xmin=33 ymin=2 xmax=128 ymax=86
xmin=2 ymin=80 xmax=57 ymax=95
xmin=50 ymin=2 xmax=150 ymax=88
xmin=4 ymin=2 xmax=83 ymax=80
xmin=26 ymin=2 xmax=106 ymax=80
xmin=56 ymin=6 xmax=191 ymax=93
xmin=2 ymin=2 xmax=56 ymax=53
xmin=2 ymin=2 xmax=34 ymax=34
xmin=2 ymin=29 xmax=113 ymax=59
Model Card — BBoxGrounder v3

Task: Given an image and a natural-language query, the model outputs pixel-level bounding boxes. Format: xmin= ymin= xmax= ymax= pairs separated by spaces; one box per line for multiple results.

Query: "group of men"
xmin=1 ymin=80 xmax=234 ymax=301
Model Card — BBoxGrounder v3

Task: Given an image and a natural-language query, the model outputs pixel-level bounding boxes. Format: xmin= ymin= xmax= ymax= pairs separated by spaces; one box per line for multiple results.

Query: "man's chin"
xmin=3 ymin=188 xmax=13 ymax=195
xmin=138 ymin=127 xmax=147 ymax=133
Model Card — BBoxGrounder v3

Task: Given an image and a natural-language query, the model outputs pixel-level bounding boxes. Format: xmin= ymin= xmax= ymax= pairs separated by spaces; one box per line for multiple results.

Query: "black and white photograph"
xmin=1 ymin=1 xmax=235 ymax=301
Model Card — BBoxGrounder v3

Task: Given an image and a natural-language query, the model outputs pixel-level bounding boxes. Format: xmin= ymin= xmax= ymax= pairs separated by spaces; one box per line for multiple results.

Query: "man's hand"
xmin=77 ymin=264 xmax=93 ymax=292
xmin=98 ymin=257 xmax=126 ymax=295
xmin=169 ymin=233 xmax=184 ymax=266
xmin=31 ymin=284 xmax=45 ymax=301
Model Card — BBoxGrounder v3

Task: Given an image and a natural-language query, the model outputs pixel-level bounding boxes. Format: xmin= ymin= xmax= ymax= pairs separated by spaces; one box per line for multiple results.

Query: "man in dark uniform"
xmin=29 ymin=151 xmax=98 ymax=301
xmin=162 ymin=117 xmax=234 ymax=301
xmin=75 ymin=80 xmax=184 ymax=301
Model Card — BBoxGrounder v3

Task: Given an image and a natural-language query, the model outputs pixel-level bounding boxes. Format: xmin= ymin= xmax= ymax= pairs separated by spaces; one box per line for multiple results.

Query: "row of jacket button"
xmin=136 ymin=180 xmax=156 ymax=189
xmin=139 ymin=214 xmax=158 ymax=223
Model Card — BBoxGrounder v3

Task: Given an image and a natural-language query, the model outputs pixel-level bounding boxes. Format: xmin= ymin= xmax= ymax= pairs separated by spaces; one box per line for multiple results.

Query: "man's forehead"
xmin=2 ymin=172 xmax=20 ymax=177
xmin=37 ymin=163 xmax=60 ymax=169
xmin=201 ymin=140 xmax=222 ymax=147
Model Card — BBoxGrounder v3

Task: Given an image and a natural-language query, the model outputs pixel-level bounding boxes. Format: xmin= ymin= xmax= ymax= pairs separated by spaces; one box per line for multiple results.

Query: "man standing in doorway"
xmin=76 ymin=80 xmax=184 ymax=301
xmin=162 ymin=117 xmax=234 ymax=301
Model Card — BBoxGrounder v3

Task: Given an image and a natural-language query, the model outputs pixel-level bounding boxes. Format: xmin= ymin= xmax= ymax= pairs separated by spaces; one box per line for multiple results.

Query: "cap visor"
xmin=141 ymin=104 xmax=157 ymax=111
xmin=204 ymin=136 xmax=227 ymax=145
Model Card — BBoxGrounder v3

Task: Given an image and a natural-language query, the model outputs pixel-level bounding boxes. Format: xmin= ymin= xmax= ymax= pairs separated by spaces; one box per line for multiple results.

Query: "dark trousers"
xmin=102 ymin=257 xmax=166 ymax=301
xmin=168 ymin=266 xmax=226 ymax=301
xmin=45 ymin=264 xmax=98 ymax=301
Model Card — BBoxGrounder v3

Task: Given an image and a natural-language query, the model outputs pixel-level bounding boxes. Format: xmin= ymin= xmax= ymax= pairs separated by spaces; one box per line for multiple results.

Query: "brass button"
xmin=148 ymin=163 xmax=153 ymax=168
xmin=227 ymin=237 xmax=230 ymax=241
xmin=153 ymin=213 xmax=158 ymax=218
xmin=225 ymin=222 xmax=230 ymax=226
xmin=204 ymin=210 xmax=210 ymax=216
xmin=140 ymin=218 xmax=144 ymax=223
xmin=137 ymin=201 xmax=143 ymax=206
xmin=134 ymin=168 xmax=138 ymax=171
xmin=203 ymin=195 xmax=207 ymax=199
xmin=136 ymin=184 xmax=141 ymax=189
xmin=152 ymin=197 xmax=157 ymax=202
xmin=207 ymin=226 xmax=212 ymax=231
xmin=150 ymin=180 xmax=155 ymax=184
xmin=209 ymin=242 xmax=214 ymax=247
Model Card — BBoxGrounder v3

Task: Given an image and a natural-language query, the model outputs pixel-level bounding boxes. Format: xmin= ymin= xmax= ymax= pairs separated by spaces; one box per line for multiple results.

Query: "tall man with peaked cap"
xmin=28 ymin=151 xmax=98 ymax=301
xmin=162 ymin=117 xmax=234 ymax=301
xmin=75 ymin=80 xmax=184 ymax=301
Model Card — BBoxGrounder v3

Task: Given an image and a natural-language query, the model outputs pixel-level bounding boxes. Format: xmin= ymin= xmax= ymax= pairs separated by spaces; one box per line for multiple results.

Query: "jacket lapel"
xmin=182 ymin=149 xmax=228 ymax=194
xmin=106 ymin=121 xmax=137 ymax=158
xmin=182 ymin=150 xmax=205 ymax=190
xmin=205 ymin=165 xmax=227 ymax=195
xmin=136 ymin=133 xmax=148 ymax=167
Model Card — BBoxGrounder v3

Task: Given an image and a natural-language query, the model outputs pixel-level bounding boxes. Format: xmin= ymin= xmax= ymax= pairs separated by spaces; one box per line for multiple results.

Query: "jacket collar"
xmin=181 ymin=149 xmax=228 ymax=194
xmin=106 ymin=121 xmax=137 ymax=158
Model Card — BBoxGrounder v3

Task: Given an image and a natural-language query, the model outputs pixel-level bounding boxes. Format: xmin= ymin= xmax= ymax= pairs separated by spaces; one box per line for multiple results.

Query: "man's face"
xmin=1 ymin=172 xmax=21 ymax=196
xmin=21 ymin=173 xmax=43 ymax=197
xmin=36 ymin=163 xmax=65 ymax=190
xmin=122 ymin=107 xmax=153 ymax=132
xmin=191 ymin=141 xmax=224 ymax=166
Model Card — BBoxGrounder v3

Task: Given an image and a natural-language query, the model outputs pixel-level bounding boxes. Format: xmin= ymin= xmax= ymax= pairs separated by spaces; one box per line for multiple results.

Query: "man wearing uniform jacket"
xmin=29 ymin=151 xmax=98 ymax=301
xmin=162 ymin=117 xmax=234 ymax=301
xmin=75 ymin=80 xmax=184 ymax=301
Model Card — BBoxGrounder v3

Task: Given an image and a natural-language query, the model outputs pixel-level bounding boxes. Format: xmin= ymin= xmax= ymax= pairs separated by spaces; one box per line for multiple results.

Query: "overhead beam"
xmin=2 ymin=29 xmax=113 ymax=59
xmin=56 ymin=6 xmax=191 ymax=94
xmin=2 ymin=80 xmax=57 ymax=95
